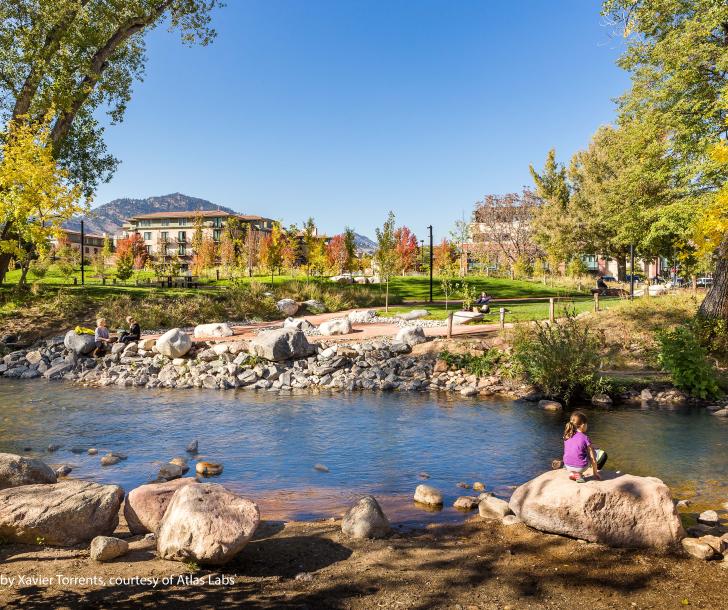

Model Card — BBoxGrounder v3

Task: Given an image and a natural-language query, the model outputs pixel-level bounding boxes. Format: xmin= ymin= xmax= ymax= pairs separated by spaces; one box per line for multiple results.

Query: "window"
xmin=178 ymin=218 xmax=187 ymax=226
xmin=178 ymin=231 xmax=187 ymax=243
xmin=139 ymin=219 xmax=151 ymax=227
xmin=213 ymin=229 xmax=222 ymax=241
xmin=160 ymin=218 xmax=169 ymax=226
xmin=213 ymin=217 xmax=223 ymax=228
xmin=160 ymin=231 xmax=168 ymax=241
xmin=178 ymin=245 xmax=186 ymax=256
xmin=143 ymin=232 xmax=152 ymax=241
xmin=85 ymin=247 xmax=89 ymax=254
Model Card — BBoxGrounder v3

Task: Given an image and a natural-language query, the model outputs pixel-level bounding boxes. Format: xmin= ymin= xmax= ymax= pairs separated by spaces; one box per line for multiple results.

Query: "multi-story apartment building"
xmin=120 ymin=210 xmax=274 ymax=264
xmin=52 ymin=229 xmax=110 ymax=257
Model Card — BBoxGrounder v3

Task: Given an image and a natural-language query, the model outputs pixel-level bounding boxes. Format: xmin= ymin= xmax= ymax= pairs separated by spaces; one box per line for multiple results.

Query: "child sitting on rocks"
xmin=563 ymin=411 xmax=607 ymax=483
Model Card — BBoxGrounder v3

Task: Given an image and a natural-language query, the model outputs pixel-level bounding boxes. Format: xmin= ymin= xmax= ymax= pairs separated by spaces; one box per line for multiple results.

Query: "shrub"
xmin=438 ymin=349 xmax=502 ymax=377
xmin=511 ymin=313 xmax=608 ymax=404
xmin=692 ymin=315 xmax=728 ymax=360
xmin=657 ymin=325 xmax=720 ymax=399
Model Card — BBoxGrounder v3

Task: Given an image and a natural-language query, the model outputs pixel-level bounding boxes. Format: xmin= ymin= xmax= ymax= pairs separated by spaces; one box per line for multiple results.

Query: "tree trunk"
xmin=698 ymin=235 xmax=728 ymax=319
xmin=616 ymin=255 xmax=626 ymax=282
xmin=385 ymin=280 xmax=389 ymax=312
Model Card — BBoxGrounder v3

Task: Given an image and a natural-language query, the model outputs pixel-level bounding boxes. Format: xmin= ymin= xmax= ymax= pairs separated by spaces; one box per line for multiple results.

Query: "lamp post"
xmin=428 ymin=225 xmax=433 ymax=303
xmin=80 ymin=220 xmax=85 ymax=286
xmin=629 ymin=243 xmax=635 ymax=300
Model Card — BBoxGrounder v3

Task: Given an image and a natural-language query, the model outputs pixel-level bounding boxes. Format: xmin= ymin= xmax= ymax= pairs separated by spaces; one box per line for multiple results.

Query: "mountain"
xmin=353 ymin=232 xmax=377 ymax=254
xmin=63 ymin=193 xmax=238 ymax=236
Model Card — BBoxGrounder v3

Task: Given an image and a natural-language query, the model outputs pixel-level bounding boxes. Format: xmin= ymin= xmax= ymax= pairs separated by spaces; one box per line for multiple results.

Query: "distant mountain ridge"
xmin=353 ymin=233 xmax=377 ymax=254
xmin=63 ymin=193 xmax=238 ymax=236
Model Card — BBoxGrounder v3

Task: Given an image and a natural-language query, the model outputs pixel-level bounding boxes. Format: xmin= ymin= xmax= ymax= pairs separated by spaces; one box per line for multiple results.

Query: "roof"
xmin=125 ymin=210 xmax=256 ymax=220
xmin=59 ymin=228 xmax=107 ymax=239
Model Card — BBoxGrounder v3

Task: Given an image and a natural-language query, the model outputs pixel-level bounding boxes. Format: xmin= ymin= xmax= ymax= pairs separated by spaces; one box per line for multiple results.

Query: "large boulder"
xmin=330 ymin=274 xmax=353 ymax=284
xmin=249 ymin=328 xmax=314 ymax=361
xmin=452 ymin=311 xmax=484 ymax=325
xmin=302 ymin=299 xmax=326 ymax=314
xmin=0 ymin=480 xmax=124 ymax=546
xmin=509 ymin=470 xmax=684 ymax=549
xmin=124 ymin=478 xmax=197 ymax=535
xmin=155 ymin=328 xmax=192 ymax=358
xmin=348 ymin=310 xmax=377 ymax=324
xmin=395 ymin=326 xmax=427 ymax=346
xmin=397 ymin=309 xmax=429 ymax=321
xmin=0 ymin=453 xmax=57 ymax=490
xmin=341 ymin=496 xmax=390 ymax=539
xmin=479 ymin=496 xmax=512 ymax=519
xmin=283 ymin=317 xmax=316 ymax=332
xmin=63 ymin=330 xmax=96 ymax=355
xmin=157 ymin=483 xmax=260 ymax=565
xmin=90 ymin=536 xmax=129 ymax=562
xmin=319 ymin=318 xmax=352 ymax=336
xmin=413 ymin=484 xmax=443 ymax=506
xmin=276 ymin=299 xmax=299 ymax=317
xmin=193 ymin=323 xmax=234 ymax=338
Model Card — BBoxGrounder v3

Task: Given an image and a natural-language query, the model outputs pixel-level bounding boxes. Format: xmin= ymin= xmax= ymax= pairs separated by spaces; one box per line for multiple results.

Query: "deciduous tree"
xmin=374 ymin=211 xmax=398 ymax=312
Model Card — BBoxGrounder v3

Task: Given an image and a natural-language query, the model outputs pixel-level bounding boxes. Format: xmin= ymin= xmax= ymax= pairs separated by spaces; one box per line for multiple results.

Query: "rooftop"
xmin=126 ymin=211 xmax=269 ymax=221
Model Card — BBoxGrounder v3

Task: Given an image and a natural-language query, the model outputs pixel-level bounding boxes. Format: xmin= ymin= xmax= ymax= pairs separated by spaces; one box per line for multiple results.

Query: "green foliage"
xmin=460 ymin=281 xmax=475 ymax=310
xmin=512 ymin=313 xmax=609 ymax=404
xmin=115 ymin=255 xmax=133 ymax=282
xmin=565 ymin=257 xmax=588 ymax=278
xmin=28 ymin=256 xmax=50 ymax=280
xmin=55 ymin=244 xmax=79 ymax=282
xmin=657 ymin=325 xmax=720 ymax=399
xmin=512 ymin=256 xmax=532 ymax=279
xmin=438 ymin=349 xmax=502 ymax=377
xmin=692 ymin=315 xmax=728 ymax=359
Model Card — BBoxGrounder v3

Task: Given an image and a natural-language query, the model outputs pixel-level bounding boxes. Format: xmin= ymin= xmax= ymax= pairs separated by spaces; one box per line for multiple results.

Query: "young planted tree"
xmin=302 ymin=217 xmax=318 ymax=279
xmin=55 ymin=243 xmax=80 ymax=284
xmin=282 ymin=224 xmax=301 ymax=275
xmin=374 ymin=211 xmax=398 ymax=312
xmin=194 ymin=237 xmax=217 ymax=277
xmin=0 ymin=0 xmax=222 ymax=282
xmin=394 ymin=226 xmax=418 ymax=276
xmin=260 ymin=223 xmax=283 ymax=284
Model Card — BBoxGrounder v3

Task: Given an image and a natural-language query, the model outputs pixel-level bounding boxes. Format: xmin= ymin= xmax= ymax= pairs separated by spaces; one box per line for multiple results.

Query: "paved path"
xmin=147 ymin=308 xmax=511 ymax=343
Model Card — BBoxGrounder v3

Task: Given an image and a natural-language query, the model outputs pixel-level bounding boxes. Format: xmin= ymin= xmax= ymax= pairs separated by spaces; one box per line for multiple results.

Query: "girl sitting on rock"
xmin=563 ymin=411 xmax=607 ymax=483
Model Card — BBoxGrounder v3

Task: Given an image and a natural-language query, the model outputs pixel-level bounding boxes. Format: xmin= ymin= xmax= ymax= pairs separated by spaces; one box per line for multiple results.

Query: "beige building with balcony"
xmin=120 ymin=210 xmax=273 ymax=264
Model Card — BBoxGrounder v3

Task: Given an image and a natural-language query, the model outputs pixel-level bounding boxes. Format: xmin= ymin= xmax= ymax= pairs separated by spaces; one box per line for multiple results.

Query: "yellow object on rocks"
xmin=74 ymin=326 xmax=95 ymax=335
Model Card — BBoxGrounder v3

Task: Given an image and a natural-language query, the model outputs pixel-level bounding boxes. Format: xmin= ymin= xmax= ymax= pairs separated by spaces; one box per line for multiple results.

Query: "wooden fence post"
xmin=594 ymin=291 xmax=600 ymax=312
xmin=447 ymin=312 xmax=454 ymax=339
xmin=499 ymin=307 xmax=506 ymax=329
xmin=549 ymin=298 xmax=555 ymax=323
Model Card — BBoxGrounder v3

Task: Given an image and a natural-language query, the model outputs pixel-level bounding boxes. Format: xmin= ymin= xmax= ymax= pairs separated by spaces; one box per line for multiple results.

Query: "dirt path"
xmin=0 ymin=516 xmax=724 ymax=609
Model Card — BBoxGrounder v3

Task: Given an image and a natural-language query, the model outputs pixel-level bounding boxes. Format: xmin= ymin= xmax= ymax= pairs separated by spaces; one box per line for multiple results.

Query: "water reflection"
xmin=0 ymin=380 xmax=725 ymax=523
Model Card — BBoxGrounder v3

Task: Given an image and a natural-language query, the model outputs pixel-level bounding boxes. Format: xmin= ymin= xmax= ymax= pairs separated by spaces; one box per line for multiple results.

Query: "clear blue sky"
xmin=95 ymin=0 xmax=629 ymax=240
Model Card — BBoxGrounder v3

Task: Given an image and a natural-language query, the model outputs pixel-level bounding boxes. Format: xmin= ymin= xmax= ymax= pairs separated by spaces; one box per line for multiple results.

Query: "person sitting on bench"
xmin=475 ymin=291 xmax=492 ymax=313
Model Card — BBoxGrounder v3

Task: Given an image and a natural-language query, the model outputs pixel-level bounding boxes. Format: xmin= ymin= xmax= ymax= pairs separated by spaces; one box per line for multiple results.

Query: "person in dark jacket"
xmin=119 ymin=316 xmax=141 ymax=344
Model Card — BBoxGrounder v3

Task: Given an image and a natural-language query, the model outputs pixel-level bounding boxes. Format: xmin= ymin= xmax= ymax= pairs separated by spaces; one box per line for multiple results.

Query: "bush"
xmin=511 ymin=313 xmax=608 ymax=404
xmin=657 ymin=325 xmax=720 ymax=399
xmin=692 ymin=315 xmax=728 ymax=360
xmin=438 ymin=349 xmax=502 ymax=376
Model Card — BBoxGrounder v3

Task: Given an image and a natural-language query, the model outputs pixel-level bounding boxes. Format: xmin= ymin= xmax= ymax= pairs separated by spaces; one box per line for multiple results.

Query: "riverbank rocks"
xmin=63 ymin=330 xmax=95 ymax=355
xmin=303 ymin=299 xmax=326 ymax=314
xmin=157 ymin=483 xmax=260 ymax=565
xmin=155 ymin=328 xmax=192 ymax=358
xmin=479 ymin=496 xmax=513 ymax=519
xmin=158 ymin=463 xmax=185 ymax=481
xmin=341 ymin=496 xmax=390 ymax=539
xmin=249 ymin=328 xmax=314 ymax=361
xmin=90 ymin=536 xmax=129 ymax=562
xmin=276 ymin=299 xmax=299 ymax=317
xmin=283 ymin=317 xmax=316 ymax=332
xmin=395 ymin=326 xmax=427 ymax=347
xmin=193 ymin=323 xmax=233 ymax=338
xmin=0 ymin=453 xmax=56 ymax=490
xmin=414 ymin=484 xmax=443 ymax=506
xmin=0 ymin=480 xmax=124 ymax=546
xmin=196 ymin=461 xmax=223 ymax=476
xmin=319 ymin=318 xmax=352 ymax=336
xmin=454 ymin=496 xmax=479 ymax=511
xmin=509 ymin=470 xmax=684 ymax=549
xmin=591 ymin=394 xmax=613 ymax=407
xmin=124 ymin=478 xmax=198 ymax=535
xmin=698 ymin=510 xmax=719 ymax=526
xmin=681 ymin=538 xmax=716 ymax=560
xmin=538 ymin=399 xmax=563 ymax=412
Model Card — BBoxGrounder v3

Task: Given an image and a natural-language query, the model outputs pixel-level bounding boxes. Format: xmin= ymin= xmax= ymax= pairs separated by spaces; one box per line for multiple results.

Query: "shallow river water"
xmin=0 ymin=380 xmax=725 ymax=524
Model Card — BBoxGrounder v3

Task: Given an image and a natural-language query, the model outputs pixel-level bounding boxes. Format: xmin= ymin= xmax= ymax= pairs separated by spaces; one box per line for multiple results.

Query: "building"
xmin=52 ymin=229 xmax=110 ymax=257
xmin=119 ymin=210 xmax=274 ymax=266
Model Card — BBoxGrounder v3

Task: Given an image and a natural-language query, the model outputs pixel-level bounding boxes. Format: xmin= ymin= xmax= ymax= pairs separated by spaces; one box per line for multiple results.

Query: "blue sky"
xmin=95 ymin=0 xmax=629 ymax=240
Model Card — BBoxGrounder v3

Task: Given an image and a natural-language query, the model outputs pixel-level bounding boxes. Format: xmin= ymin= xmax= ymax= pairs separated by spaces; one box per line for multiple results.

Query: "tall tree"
xmin=603 ymin=0 xmax=728 ymax=317
xmin=0 ymin=0 xmax=221 ymax=282
xmin=394 ymin=226 xmax=418 ymax=276
xmin=374 ymin=211 xmax=398 ymax=312
xmin=326 ymin=234 xmax=350 ymax=274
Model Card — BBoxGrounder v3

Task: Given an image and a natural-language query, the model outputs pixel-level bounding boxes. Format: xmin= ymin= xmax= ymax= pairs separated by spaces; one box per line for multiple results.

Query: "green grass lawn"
xmin=379 ymin=296 xmax=617 ymax=324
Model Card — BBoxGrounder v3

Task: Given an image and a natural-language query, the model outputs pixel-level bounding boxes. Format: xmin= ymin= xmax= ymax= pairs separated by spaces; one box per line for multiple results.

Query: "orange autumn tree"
xmin=326 ymin=234 xmax=351 ymax=274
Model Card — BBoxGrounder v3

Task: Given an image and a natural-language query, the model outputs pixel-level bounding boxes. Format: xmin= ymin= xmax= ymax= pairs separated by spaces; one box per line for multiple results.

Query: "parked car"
xmin=601 ymin=275 xmax=617 ymax=283
xmin=625 ymin=274 xmax=644 ymax=283
xmin=697 ymin=277 xmax=714 ymax=288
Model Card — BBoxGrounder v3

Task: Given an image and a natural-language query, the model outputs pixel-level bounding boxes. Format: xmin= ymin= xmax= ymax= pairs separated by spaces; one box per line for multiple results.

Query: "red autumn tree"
xmin=394 ymin=226 xmax=418 ymax=275
xmin=326 ymin=234 xmax=350 ymax=274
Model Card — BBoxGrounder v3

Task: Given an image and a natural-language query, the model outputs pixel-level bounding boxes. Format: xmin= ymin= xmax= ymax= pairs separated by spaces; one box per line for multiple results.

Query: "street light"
xmin=427 ymin=225 xmax=433 ymax=303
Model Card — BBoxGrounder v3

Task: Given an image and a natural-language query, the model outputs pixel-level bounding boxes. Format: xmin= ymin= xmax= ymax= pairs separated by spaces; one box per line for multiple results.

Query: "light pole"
xmin=428 ymin=225 xmax=433 ymax=303
xmin=629 ymin=243 xmax=635 ymax=300
xmin=80 ymin=220 xmax=85 ymax=286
